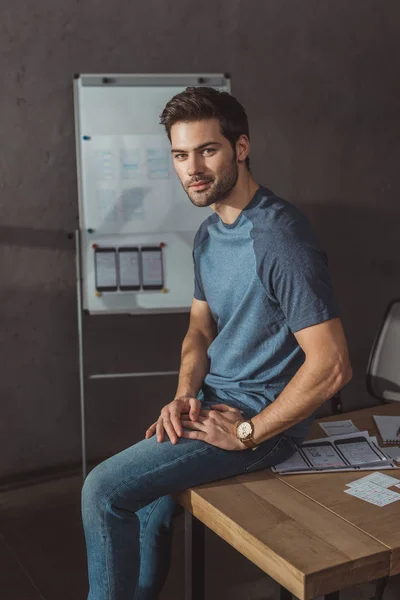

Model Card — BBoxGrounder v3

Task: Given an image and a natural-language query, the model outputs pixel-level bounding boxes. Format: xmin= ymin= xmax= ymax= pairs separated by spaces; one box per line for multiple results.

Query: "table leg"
xmin=373 ymin=576 xmax=389 ymax=600
xmin=185 ymin=510 xmax=205 ymax=600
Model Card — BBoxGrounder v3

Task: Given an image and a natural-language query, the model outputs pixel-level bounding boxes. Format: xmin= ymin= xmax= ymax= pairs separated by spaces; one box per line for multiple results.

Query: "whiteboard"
xmin=73 ymin=74 xmax=231 ymax=314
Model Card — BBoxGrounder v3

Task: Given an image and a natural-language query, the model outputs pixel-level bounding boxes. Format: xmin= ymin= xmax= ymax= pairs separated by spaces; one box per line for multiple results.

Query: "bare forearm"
xmin=252 ymin=360 xmax=352 ymax=443
xmin=175 ymin=331 xmax=211 ymax=398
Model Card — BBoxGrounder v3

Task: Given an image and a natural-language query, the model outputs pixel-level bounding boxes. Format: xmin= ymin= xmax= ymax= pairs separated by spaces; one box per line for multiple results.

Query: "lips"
xmin=190 ymin=180 xmax=211 ymax=188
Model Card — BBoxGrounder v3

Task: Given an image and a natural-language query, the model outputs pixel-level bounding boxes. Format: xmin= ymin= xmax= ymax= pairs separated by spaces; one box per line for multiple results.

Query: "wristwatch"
xmin=235 ymin=419 xmax=259 ymax=450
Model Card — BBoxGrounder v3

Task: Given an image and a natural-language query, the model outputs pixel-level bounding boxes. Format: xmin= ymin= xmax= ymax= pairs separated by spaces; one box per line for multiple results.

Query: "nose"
xmin=187 ymin=153 xmax=204 ymax=178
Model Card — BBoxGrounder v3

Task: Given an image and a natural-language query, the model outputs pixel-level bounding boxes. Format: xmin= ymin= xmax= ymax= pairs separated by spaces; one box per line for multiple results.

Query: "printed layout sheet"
xmin=319 ymin=419 xmax=359 ymax=436
xmin=272 ymin=431 xmax=400 ymax=474
xmin=344 ymin=472 xmax=400 ymax=507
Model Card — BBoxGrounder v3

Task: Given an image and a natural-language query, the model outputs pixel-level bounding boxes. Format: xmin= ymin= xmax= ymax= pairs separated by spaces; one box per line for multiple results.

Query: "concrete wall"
xmin=1 ymin=0 xmax=399 ymax=478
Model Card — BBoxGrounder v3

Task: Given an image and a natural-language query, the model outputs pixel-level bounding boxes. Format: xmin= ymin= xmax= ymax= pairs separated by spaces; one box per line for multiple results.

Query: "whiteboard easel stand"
xmin=75 ymin=229 xmax=179 ymax=481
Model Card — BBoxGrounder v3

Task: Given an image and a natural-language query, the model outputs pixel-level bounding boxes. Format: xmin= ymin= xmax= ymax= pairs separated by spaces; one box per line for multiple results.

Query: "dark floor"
xmin=0 ymin=472 xmax=399 ymax=600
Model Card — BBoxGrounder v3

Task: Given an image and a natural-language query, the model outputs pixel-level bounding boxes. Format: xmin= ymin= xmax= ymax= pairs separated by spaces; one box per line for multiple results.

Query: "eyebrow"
xmin=171 ymin=141 xmax=221 ymax=153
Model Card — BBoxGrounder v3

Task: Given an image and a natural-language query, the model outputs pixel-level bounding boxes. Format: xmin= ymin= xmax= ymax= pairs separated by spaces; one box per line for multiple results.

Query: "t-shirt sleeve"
xmin=192 ymin=229 xmax=206 ymax=301
xmin=265 ymin=215 xmax=340 ymax=333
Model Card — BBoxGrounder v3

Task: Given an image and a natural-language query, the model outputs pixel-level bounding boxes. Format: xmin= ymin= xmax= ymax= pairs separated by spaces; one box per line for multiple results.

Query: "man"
xmin=82 ymin=87 xmax=352 ymax=600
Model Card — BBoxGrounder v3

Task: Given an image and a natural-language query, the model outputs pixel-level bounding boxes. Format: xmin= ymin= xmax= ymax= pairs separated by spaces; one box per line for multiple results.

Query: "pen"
xmin=396 ymin=426 xmax=400 ymax=437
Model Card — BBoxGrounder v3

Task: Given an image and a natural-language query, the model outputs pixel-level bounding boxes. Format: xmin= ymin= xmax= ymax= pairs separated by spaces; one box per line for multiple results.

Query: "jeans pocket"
xmin=244 ymin=435 xmax=298 ymax=473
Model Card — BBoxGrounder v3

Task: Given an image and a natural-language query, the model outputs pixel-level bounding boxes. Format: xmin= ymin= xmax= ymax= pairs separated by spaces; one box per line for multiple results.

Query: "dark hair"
xmin=160 ymin=86 xmax=251 ymax=170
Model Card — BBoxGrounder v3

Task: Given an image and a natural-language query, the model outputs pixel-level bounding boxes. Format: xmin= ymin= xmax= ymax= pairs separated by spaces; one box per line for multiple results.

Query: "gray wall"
xmin=1 ymin=0 xmax=399 ymax=479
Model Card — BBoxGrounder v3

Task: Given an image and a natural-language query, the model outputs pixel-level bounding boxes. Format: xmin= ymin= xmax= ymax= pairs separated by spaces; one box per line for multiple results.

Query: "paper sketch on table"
xmin=344 ymin=480 xmax=400 ymax=507
xmin=319 ymin=420 xmax=359 ymax=437
xmin=272 ymin=431 xmax=398 ymax=474
xmin=346 ymin=472 xmax=400 ymax=489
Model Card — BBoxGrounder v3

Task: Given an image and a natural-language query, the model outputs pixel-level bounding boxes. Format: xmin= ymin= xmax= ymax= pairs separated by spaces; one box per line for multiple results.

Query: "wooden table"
xmin=277 ymin=402 xmax=400 ymax=594
xmin=176 ymin=402 xmax=400 ymax=600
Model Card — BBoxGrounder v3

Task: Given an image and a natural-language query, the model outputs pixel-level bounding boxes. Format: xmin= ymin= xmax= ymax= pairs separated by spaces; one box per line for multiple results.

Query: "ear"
xmin=235 ymin=134 xmax=250 ymax=165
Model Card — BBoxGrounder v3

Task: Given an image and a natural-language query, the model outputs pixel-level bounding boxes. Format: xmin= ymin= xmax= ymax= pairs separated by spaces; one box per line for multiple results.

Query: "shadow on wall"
xmin=0 ymin=225 xmax=74 ymax=250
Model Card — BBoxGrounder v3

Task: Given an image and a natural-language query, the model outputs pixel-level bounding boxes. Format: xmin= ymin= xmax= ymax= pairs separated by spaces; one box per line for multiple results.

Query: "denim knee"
xmin=81 ymin=460 xmax=117 ymax=525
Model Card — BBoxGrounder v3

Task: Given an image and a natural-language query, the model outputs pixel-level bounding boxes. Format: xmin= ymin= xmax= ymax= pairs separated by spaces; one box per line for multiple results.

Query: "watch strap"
xmin=242 ymin=438 xmax=259 ymax=450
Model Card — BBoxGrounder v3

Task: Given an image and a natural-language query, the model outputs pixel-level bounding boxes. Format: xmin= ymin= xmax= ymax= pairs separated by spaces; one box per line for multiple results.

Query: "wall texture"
xmin=1 ymin=0 xmax=399 ymax=478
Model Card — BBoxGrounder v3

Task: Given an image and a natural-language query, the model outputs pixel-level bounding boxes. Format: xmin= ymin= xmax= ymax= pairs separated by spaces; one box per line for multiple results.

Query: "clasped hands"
xmin=145 ymin=395 xmax=245 ymax=451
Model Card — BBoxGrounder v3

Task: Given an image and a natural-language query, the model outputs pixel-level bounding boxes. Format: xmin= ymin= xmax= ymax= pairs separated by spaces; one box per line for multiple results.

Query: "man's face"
xmin=170 ymin=118 xmax=239 ymax=207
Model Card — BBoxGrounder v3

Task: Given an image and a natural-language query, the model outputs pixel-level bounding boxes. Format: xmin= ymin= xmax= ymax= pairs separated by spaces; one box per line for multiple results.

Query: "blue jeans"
xmin=81 ymin=396 xmax=303 ymax=600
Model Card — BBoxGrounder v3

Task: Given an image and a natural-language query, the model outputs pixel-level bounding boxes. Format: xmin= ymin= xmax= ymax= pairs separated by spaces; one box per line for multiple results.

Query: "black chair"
xmin=366 ymin=298 xmax=400 ymax=404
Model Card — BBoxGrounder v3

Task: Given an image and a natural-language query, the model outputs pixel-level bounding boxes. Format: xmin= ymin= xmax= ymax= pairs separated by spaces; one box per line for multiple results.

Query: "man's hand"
xmin=145 ymin=395 xmax=201 ymax=444
xmin=181 ymin=403 xmax=245 ymax=451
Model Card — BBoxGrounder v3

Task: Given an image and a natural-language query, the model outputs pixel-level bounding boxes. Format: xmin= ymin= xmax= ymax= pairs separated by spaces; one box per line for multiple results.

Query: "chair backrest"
xmin=366 ymin=299 xmax=400 ymax=403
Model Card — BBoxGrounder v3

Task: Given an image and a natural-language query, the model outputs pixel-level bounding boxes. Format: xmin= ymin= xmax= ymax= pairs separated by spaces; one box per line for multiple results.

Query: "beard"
xmin=183 ymin=158 xmax=239 ymax=208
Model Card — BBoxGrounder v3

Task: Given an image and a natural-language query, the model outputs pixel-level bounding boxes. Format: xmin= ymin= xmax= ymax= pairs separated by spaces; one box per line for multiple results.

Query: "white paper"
xmin=312 ymin=430 xmax=370 ymax=443
xmin=302 ymin=443 xmax=346 ymax=468
xmin=319 ymin=420 xmax=359 ymax=436
xmin=120 ymin=148 xmax=140 ymax=180
xmin=344 ymin=481 xmax=400 ymax=506
xmin=273 ymin=463 xmax=397 ymax=475
xmin=146 ymin=148 xmax=170 ymax=179
xmin=272 ymin=431 xmax=399 ymax=474
xmin=118 ymin=249 xmax=140 ymax=288
xmin=335 ymin=439 xmax=384 ymax=465
xmin=95 ymin=250 xmax=117 ymax=289
xmin=82 ymin=134 xmax=208 ymax=236
xmin=346 ymin=472 xmax=400 ymax=489
xmin=382 ymin=446 xmax=400 ymax=460
xmin=272 ymin=449 xmax=310 ymax=472
xmin=141 ymin=249 xmax=163 ymax=286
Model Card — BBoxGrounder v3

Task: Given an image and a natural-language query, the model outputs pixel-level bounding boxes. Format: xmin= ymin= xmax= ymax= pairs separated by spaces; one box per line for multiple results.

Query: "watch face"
xmin=238 ymin=421 xmax=252 ymax=439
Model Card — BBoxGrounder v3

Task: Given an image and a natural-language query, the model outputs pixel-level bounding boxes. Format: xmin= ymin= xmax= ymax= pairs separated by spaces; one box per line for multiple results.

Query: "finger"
xmin=162 ymin=417 xmax=178 ymax=444
xmin=169 ymin=409 xmax=183 ymax=438
xmin=210 ymin=403 xmax=239 ymax=412
xmin=145 ymin=422 xmax=157 ymax=438
xmin=189 ymin=397 xmax=201 ymax=421
xmin=156 ymin=417 xmax=164 ymax=443
xmin=181 ymin=419 xmax=206 ymax=431
xmin=181 ymin=430 xmax=205 ymax=441
xmin=190 ymin=415 xmax=207 ymax=423
xmin=199 ymin=409 xmax=211 ymax=417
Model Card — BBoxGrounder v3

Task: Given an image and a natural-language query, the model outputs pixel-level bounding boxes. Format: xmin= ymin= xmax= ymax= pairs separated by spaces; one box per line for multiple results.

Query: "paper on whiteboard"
xmin=81 ymin=134 xmax=192 ymax=235
xmin=120 ymin=148 xmax=140 ymax=180
xmin=319 ymin=420 xmax=359 ymax=436
xmin=147 ymin=148 xmax=170 ymax=179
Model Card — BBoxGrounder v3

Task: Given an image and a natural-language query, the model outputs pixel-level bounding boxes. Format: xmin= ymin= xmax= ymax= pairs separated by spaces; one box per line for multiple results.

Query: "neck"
xmin=211 ymin=172 xmax=260 ymax=225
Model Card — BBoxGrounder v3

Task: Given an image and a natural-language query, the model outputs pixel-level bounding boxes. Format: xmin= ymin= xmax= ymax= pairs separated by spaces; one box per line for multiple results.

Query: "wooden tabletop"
xmin=177 ymin=452 xmax=391 ymax=598
xmin=277 ymin=402 xmax=400 ymax=576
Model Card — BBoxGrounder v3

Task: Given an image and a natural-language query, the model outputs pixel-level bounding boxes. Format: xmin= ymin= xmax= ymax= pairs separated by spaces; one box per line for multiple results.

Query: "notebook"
xmin=373 ymin=415 xmax=400 ymax=445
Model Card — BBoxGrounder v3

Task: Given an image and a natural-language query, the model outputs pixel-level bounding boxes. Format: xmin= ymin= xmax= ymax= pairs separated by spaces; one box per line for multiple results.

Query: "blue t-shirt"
xmin=193 ymin=185 xmax=340 ymax=438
